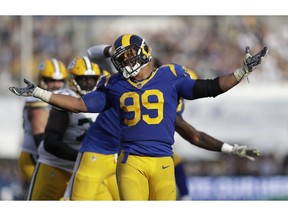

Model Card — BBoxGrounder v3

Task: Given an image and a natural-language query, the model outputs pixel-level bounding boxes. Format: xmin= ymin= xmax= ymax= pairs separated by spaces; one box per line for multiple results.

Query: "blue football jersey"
xmin=82 ymin=63 xmax=196 ymax=157
xmin=80 ymin=107 xmax=120 ymax=154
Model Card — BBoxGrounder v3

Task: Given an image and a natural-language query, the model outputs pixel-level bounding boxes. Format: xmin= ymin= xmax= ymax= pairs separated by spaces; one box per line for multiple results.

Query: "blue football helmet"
xmin=111 ymin=34 xmax=152 ymax=79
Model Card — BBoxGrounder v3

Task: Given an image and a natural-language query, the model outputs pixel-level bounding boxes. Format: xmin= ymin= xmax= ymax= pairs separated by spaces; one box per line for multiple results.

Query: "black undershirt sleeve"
xmin=44 ymin=131 xmax=78 ymax=161
xmin=43 ymin=109 xmax=78 ymax=161
xmin=193 ymin=77 xmax=224 ymax=99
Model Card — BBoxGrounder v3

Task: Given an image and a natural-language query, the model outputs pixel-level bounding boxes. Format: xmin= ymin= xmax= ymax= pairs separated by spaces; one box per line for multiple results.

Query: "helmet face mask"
xmin=111 ymin=34 xmax=152 ymax=79
xmin=67 ymin=56 xmax=104 ymax=96
xmin=72 ymin=75 xmax=99 ymax=96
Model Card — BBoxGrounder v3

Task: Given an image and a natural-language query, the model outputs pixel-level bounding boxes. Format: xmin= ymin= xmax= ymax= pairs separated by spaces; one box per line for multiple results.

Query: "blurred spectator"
xmin=1 ymin=16 xmax=288 ymax=87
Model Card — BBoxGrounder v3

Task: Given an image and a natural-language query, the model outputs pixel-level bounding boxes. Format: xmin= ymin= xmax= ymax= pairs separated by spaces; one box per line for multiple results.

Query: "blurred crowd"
xmin=184 ymin=154 xmax=287 ymax=177
xmin=1 ymin=16 xmax=288 ymax=95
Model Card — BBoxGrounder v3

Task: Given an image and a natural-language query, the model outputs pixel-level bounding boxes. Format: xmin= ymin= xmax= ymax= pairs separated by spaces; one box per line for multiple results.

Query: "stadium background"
xmin=1 ymin=16 xmax=288 ymax=200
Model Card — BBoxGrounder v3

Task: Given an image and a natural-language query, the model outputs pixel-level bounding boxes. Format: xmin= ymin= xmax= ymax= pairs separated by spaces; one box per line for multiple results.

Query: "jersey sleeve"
xmin=173 ymin=64 xmax=196 ymax=100
xmin=82 ymin=76 xmax=111 ymax=113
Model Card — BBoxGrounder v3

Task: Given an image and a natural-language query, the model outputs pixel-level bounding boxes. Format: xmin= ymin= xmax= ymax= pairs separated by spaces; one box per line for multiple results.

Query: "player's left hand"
xmin=9 ymin=78 xmax=37 ymax=97
xmin=231 ymin=144 xmax=260 ymax=161
xmin=234 ymin=46 xmax=269 ymax=81
xmin=244 ymin=46 xmax=269 ymax=72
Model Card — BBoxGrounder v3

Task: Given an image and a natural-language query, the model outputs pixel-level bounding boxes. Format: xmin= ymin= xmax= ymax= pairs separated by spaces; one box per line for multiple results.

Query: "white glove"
xmin=9 ymin=79 xmax=52 ymax=102
xmin=234 ymin=46 xmax=269 ymax=82
xmin=231 ymin=144 xmax=260 ymax=161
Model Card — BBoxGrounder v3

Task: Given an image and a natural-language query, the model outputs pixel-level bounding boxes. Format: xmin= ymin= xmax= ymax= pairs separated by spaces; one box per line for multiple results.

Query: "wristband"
xmin=221 ymin=143 xmax=233 ymax=154
xmin=233 ymin=68 xmax=245 ymax=82
xmin=33 ymin=87 xmax=52 ymax=103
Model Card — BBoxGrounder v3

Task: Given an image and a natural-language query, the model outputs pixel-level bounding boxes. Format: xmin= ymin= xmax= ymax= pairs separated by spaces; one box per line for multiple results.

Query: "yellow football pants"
xmin=116 ymin=151 xmax=176 ymax=200
xmin=27 ymin=162 xmax=71 ymax=200
xmin=65 ymin=152 xmax=119 ymax=200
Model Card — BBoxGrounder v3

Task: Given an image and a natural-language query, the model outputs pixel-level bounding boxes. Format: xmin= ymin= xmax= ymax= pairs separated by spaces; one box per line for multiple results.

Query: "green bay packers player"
xmin=64 ymin=106 xmax=120 ymax=200
xmin=26 ymin=56 xmax=102 ymax=200
xmin=18 ymin=58 xmax=67 ymax=194
xmin=63 ymin=60 xmax=120 ymax=201
xmin=9 ymin=34 xmax=268 ymax=200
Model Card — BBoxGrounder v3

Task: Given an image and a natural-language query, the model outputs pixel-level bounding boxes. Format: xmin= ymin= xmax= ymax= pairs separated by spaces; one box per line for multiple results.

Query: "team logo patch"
xmin=162 ymin=165 xmax=170 ymax=169
xmin=68 ymin=60 xmax=76 ymax=70
xmin=38 ymin=62 xmax=46 ymax=71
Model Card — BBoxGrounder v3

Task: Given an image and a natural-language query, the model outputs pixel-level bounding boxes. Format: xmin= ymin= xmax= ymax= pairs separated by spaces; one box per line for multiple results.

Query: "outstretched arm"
xmin=47 ymin=93 xmax=87 ymax=113
xmin=9 ymin=79 xmax=88 ymax=113
xmin=219 ymin=46 xmax=269 ymax=91
xmin=219 ymin=46 xmax=269 ymax=92
xmin=192 ymin=46 xmax=269 ymax=99
xmin=175 ymin=115 xmax=260 ymax=161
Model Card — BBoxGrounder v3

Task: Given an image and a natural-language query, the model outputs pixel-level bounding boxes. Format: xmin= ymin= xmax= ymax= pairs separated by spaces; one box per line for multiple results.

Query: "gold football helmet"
xmin=67 ymin=56 xmax=109 ymax=96
xmin=38 ymin=58 xmax=67 ymax=89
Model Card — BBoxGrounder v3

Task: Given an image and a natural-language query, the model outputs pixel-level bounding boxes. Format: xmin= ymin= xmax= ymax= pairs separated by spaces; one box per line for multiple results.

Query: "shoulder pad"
xmin=97 ymin=73 xmax=122 ymax=89
xmin=158 ymin=63 xmax=186 ymax=77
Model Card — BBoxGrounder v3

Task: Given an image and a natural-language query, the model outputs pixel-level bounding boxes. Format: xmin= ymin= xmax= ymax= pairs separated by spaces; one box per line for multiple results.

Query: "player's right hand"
xmin=9 ymin=78 xmax=37 ymax=97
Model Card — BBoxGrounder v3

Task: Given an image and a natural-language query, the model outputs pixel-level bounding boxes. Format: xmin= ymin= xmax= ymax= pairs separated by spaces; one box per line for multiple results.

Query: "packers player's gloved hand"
xmin=9 ymin=78 xmax=52 ymax=102
xmin=231 ymin=144 xmax=260 ymax=161
xmin=234 ymin=46 xmax=269 ymax=81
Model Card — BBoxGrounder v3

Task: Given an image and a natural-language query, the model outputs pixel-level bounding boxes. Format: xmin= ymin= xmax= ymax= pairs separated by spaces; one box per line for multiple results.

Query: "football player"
xmin=64 ymin=106 xmax=120 ymax=200
xmin=63 ymin=61 xmax=120 ymax=201
xmin=26 ymin=56 xmax=102 ymax=200
xmin=9 ymin=34 xmax=268 ymax=200
xmin=18 ymin=58 xmax=67 ymax=196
